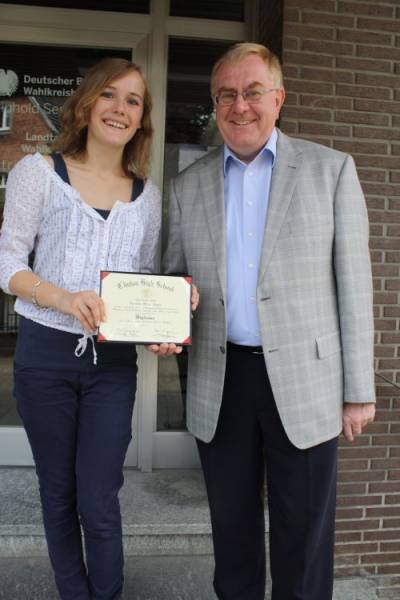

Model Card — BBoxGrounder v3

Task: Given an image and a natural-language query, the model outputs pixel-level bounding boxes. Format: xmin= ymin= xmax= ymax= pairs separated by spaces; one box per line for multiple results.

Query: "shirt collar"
xmin=223 ymin=127 xmax=278 ymax=176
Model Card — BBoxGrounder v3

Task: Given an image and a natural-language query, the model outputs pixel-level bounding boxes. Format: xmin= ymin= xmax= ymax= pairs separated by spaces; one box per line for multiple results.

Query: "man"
xmin=151 ymin=43 xmax=376 ymax=600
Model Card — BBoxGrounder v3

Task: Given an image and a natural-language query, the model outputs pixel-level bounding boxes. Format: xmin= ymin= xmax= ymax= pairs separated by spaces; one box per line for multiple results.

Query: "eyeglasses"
xmin=214 ymin=87 xmax=278 ymax=106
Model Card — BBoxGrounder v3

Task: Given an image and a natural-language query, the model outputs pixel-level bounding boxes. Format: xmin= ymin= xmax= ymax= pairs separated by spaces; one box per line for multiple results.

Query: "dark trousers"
xmin=197 ymin=344 xmax=338 ymax=600
xmin=14 ymin=318 xmax=137 ymax=600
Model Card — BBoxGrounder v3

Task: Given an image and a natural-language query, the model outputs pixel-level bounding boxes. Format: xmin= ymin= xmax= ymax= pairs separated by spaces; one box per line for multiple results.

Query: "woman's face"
xmin=88 ymin=70 xmax=145 ymax=149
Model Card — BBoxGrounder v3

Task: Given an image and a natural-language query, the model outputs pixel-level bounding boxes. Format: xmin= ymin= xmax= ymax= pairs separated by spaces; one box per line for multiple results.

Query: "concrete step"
xmin=0 ymin=468 xmax=379 ymax=599
xmin=0 ymin=556 xmax=379 ymax=600
xmin=0 ymin=468 xmax=213 ymax=557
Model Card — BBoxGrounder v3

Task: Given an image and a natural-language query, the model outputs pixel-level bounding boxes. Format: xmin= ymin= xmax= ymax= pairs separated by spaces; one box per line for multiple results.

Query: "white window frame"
xmin=0 ymin=103 xmax=12 ymax=131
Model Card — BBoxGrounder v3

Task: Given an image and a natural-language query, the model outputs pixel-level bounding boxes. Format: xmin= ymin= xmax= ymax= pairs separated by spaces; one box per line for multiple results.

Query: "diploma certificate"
xmin=98 ymin=272 xmax=192 ymax=345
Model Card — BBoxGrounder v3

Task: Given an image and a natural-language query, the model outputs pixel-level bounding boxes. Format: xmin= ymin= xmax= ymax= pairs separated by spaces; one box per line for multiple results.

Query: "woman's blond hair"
xmin=210 ymin=42 xmax=284 ymax=96
xmin=53 ymin=57 xmax=153 ymax=179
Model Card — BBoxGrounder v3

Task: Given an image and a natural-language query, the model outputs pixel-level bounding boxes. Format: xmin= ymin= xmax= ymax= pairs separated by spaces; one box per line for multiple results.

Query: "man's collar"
xmin=223 ymin=127 xmax=278 ymax=175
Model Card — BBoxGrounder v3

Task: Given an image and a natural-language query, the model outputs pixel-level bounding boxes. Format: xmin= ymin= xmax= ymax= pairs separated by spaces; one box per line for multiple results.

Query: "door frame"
xmin=0 ymin=0 xmax=248 ymax=469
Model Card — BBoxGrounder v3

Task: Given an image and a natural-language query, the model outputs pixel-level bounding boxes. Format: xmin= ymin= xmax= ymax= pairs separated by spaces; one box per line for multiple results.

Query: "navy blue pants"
xmin=14 ymin=318 xmax=137 ymax=600
xmin=197 ymin=343 xmax=338 ymax=600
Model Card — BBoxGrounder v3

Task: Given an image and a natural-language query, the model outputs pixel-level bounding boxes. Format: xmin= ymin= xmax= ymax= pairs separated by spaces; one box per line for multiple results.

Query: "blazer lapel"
xmin=199 ymin=147 xmax=227 ymax=297
xmin=258 ymin=131 xmax=300 ymax=283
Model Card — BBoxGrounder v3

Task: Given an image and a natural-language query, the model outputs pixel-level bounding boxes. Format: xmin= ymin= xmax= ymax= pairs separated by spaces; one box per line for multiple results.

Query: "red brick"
xmin=336 ymin=111 xmax=389 ymax=126
xmin=336 ymin=56 xmax=392 ymax=73
xmin=373 ymin=266 xmax=399 ymax=277
xmin=355 ymin=126 xmax=400 ymax=142
xmin=337 ymin=495 xmax=382 ymax=507
xmin=285 ymin=23 xmax=335 ymax=40
xmin=284 ymin=50 xmax=334 ymax=68
xmin=285 ymin=0 xmax=335 ymax=10
xmin=281 ymin=105 xmax=332 ymax=121
xmin=303 ymin=11 xmax=355 ymax=28
xmin=357 ymin=156 xmax=400 ymax=170
xmin=334 ymin=140 xmax=389 ymax=155
xmin=339 ymin=446 xmax=387 ymax=459
xmin=365 ymin=529 xmax=400 ymax=541
xmin=381 ymin=542 xmax=400 ymax=553
xmin=338 ymin=2 xmax=395 ymax=18
xmin=302 ymin=39 xmax=354 ymax=56
xmin=338 ymin=470 xmax=386 ymax=483
xmin=356 ymin=72 xmax=400 ymax=88
xmin=336 ymin=542 xmax=378 ymax=554
xmin=384 ymin=307 xmax=400 ymax=317
xmin=336 ymin=518 xmax=381 ymax=531
xmin=372 ymin=435 xmax=400 ymax=446
xmin=362 ymin=553 xmax=400 ymax=565
xmin=338 ymin=29 xmax=392 ymax=46
xmin=337 ymin=482 xmax=367 ymax=495
xmin=358 ymin=17 xmax=400 ymax=33
xmin=337 ymin=84 xmax=391 ymax=101
xmin=369 ymin=211 xmax=400 ymax=224
xmin=335 ymin=531 xmax=362 ymax=543
xmin=377 ymin=565 xmax=400 ymax=575
xmin=355 ymin=99 xmax=400 ymax=115
xmin=300 ymin=95 xmax=352 ymax=109
xmin=390 ymin=200 xmax=400 ymax=211
xmin=301 ymin=66 xmax=353 ymax=83
xmin=357 ymin=45 xmax=400 ymax=61
xmin=374 ymin=322 xmax=398 ymax=333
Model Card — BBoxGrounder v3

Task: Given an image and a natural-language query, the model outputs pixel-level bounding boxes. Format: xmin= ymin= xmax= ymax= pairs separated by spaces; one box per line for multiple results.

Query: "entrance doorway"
xmin=0 ymin=0 xmax=248 ymax=468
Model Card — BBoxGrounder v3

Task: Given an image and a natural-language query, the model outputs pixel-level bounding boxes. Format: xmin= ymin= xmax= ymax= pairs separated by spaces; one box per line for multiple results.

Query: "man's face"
xmin=213 ymin=55 xmax=285 ymax=163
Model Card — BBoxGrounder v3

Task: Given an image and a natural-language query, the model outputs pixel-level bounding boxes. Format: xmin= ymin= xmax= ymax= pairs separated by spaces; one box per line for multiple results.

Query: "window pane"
xmin=1 ymin=1 xmax=149 ymax=12
xmin=170 ymin=0 xmax=245 ymax=21
xmin=0 ymin=43 xmax=131 ymax=428
xmin=157 ymin=38 xmax=232 ymax=432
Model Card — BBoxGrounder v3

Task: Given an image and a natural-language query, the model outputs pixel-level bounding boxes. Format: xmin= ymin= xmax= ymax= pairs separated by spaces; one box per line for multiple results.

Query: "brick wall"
xmin=278 ymin=1 xmax=400 ymax=597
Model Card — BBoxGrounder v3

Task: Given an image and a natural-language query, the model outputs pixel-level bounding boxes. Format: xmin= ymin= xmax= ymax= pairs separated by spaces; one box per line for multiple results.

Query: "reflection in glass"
xmin=157 ymin=37 xmax=232 ymax=432
xmin=2 ymin=1 xmax=150 ymax=13
xmin=170 ymin=0 xmax=245 ymax=21
xmin=0 ymin=44 xmax=131 ymax=430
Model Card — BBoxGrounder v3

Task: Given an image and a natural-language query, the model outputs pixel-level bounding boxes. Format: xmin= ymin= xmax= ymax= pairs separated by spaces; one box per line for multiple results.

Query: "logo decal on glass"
xmin=0 ymin=69 xmax=19 ymax=97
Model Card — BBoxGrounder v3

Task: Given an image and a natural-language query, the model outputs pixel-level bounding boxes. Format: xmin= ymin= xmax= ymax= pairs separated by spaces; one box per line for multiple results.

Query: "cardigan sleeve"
xmin=0 ymin=154 xmax=46 ymax=294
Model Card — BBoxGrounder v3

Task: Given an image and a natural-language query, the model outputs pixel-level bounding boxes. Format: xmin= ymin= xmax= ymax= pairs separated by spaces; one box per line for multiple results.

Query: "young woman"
xmin=0 ymin=58 xmax=160 ymax=600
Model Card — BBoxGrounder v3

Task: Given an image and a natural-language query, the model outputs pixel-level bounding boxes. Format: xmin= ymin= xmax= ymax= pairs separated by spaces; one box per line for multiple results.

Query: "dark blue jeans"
xmin=14 ymin=318 xmax=137 ymax=600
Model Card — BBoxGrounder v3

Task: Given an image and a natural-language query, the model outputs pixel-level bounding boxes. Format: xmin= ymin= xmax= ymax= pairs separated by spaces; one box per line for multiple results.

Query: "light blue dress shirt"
xmin=224 ymin=128 xmax=277 ymax=346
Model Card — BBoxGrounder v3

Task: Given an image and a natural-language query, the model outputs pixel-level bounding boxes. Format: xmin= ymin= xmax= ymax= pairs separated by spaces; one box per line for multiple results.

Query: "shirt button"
xmin=248 ymin=231 xmax=253 ymax=237
xmin=250 ymin=296 xmax=256 ymax=303
xmin=248 ymin=263 xmax=254 ymax=268
xmin=247 ymin=200 xmax=253 ymax=206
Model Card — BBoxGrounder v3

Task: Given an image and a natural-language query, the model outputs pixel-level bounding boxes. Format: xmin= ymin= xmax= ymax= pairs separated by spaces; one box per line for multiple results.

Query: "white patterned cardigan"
xmin=0 ymin=153 xmax=162 ymax=336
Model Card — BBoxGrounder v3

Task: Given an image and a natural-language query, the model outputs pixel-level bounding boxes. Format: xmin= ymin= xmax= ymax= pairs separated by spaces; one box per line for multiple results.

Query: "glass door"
xmin=0 ymin=3 xmax=152 ymax=465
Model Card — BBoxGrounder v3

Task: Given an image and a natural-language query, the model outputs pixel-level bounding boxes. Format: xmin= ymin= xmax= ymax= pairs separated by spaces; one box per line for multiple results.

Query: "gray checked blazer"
xmin=163 ymin=129 xmax=375 ymax=449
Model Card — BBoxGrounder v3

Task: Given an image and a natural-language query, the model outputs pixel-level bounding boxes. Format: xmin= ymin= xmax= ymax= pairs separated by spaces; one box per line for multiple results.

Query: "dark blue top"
xmin=51 ymin=153 xmax=144 ymax=219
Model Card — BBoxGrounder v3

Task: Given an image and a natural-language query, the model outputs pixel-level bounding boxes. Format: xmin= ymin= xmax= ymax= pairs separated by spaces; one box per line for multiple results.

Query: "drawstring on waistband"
xmin=74 ymin=332 xmax=98 ymax=365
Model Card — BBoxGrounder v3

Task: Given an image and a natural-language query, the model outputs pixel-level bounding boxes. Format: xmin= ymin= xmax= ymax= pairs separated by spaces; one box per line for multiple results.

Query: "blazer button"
xmin=220 ymin=298 xmax=224 ymax=306
xmin=220 ymin=346 xmax=226 ymax=354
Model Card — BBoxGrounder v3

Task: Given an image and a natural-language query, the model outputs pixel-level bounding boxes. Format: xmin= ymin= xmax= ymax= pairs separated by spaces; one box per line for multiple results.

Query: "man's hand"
xmin=146 ymin=284 xmax=199 ymax=357
xmin=147 ymin=342 xmax=183 ymax=356
xmin=342 ymin=402 xmax=376 ymax=442
xmin=191 ymin=284 xmax=199 ymax=311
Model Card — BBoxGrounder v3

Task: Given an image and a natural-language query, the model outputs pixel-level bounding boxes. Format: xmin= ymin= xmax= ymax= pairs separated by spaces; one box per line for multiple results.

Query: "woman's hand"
xmin=56 ymin=290 xmax=106 ymax=333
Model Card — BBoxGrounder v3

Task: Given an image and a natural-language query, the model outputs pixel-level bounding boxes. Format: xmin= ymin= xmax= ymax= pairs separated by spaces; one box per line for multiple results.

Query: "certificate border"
xmin=97 ymin=271 xmax=192 ymax=346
